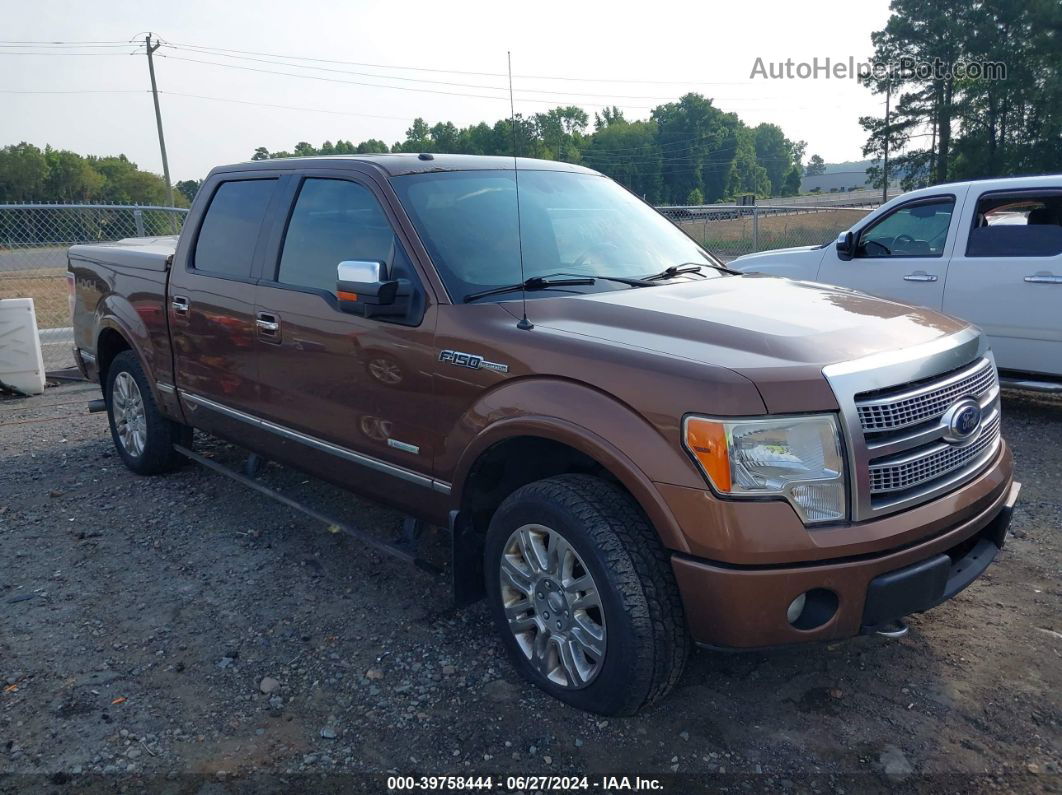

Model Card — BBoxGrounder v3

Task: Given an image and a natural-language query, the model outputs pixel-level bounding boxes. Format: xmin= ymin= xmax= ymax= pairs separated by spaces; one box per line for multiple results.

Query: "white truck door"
xmin=944 ymin=187 xmax=1062 ymax=377
xmin=815 ymin=189 xmax=968 ymax=309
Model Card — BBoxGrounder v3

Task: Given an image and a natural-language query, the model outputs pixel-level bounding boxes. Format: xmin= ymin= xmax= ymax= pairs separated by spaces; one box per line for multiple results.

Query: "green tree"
xmin=753 ymin=123 xmax=804 ymax=196
xmin=651 ymin=94 xmax=733 ymax=203
xmin=582 ymin=119 xmax=662 ymax=201
xmin=356 ymin=139 xmax=389 ymax=154
xmin=43 ymin=147 xmax=103 ymax=202
xmin=854 ymin=0 xmax=1062 ymax=187
xmin=535 ymin=106 xmax=589 ymax=161
xmin=175 ymin=179 xmax=202 ymax=204
xmin=0 ymin=142 xmax=49 ymax=201
xmin=686 ymin=187 xmax=704 ymax=204
xmin=805 ymin=154 xmax=826 ymax=176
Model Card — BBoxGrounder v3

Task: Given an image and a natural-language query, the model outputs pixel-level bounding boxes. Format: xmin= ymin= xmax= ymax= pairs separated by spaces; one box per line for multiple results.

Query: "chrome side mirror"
xmin=336 ymin=260 xmax=407 ymax=317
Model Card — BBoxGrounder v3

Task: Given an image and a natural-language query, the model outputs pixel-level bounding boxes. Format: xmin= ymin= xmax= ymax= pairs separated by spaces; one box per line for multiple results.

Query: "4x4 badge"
xmin=439 ymin=349 xmax=509 ymax=373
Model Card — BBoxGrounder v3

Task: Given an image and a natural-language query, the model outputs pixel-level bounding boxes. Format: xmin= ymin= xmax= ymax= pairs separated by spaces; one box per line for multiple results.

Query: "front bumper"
xmin=670 ymin=446 xmax=1019 ymax=649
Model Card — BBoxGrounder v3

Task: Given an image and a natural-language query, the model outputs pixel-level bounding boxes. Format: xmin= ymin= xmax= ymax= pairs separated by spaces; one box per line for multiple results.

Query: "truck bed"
xmin=69 ymin=236 xmax=179 ymax=386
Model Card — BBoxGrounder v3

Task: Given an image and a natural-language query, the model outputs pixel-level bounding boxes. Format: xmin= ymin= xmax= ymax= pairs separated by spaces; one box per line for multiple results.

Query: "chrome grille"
xmin=856 ymin=359 xmax=997 ymax=432
xmin=869 ymin=412 xmax=1001 ymax=495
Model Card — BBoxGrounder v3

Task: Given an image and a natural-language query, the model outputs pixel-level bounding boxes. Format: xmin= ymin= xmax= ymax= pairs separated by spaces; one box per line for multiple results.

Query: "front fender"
xmin=446 ymin=378 xmax=710 ymax=553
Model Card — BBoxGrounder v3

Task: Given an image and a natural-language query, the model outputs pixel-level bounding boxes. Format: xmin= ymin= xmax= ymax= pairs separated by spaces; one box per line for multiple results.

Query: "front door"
xmin=817 ymin=192 xmax=966 ymax=310
xmin=252 ymin=173 xmax=441 ymax=511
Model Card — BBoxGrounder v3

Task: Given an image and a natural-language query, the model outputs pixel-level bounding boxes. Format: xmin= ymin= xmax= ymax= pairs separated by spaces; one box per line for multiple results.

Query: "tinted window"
xmin=276 ymin=179 xmax=399 ymax=292
xmin=194 ymin=179 xmax=276 ymax=278
xmin=857 ymin=197 xmax=954 ymax=258
xmin=966 ymin=192 xmax=1062 ymax=257
xmin=391 ymin=170 xmax=719 ymax=303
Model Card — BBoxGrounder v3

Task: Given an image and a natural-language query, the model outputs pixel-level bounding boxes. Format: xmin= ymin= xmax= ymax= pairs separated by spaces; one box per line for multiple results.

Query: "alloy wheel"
xmin=499 ymin=523 xmax=606 ymax=688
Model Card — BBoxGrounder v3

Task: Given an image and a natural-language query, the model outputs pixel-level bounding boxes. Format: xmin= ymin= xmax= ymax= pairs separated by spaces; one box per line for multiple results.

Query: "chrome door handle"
xmin=1024 ymin=274 xmax=1062 ymax=284
xmin=171 ymin=296 xmax=189 ymax=314
xmin=256 ymin=312 xmax=280 ymax=339
xmin=903 ymin=272 xmax=938 ymax=282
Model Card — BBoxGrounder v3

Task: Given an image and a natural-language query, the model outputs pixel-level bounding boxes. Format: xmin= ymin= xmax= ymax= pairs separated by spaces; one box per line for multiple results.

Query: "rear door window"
xmin=966 ymin=192 xmax=1062 ymax=257
xmin=193 ymin=179 xmax=277 ymax=278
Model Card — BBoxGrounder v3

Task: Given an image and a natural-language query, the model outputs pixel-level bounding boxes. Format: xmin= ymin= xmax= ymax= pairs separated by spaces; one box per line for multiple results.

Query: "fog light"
xmin=787 ymin=593 xmax=808 ymax=624
xmin=788 ymin=588 xmax=839 ymax=630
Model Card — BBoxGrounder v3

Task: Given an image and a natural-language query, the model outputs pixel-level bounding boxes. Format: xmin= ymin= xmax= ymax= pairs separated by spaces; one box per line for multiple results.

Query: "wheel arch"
xmin=452 ymin=416 xmax=691 ymax=557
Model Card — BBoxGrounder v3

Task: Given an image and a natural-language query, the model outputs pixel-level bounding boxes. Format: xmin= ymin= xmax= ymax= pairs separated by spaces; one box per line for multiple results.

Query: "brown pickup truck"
xmin=70 ymin=154 xmax=1020 ymax=715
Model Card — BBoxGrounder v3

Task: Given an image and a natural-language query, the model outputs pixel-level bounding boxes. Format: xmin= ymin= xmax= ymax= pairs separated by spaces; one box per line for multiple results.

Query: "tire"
xmin=105 ymin=350 xmax=188 ymax=475
xmin=484 ymin=474 xmax=689 ymax=715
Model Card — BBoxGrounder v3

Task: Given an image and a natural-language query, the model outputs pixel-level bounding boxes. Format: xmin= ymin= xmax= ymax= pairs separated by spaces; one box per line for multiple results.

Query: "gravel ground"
xmin=1 ymin=382 xmax=1059 ymax=792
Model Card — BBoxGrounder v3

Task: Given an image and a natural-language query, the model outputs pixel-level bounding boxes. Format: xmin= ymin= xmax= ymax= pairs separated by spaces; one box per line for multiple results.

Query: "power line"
xmin=156 ymin=53 xmax=836 ymax=112
xmin=161 ymin=39 xmax=754 ymax=86
xmin=159 ymin=43 xmax=782 ymax=104
xmin=160 ymin=90 xmax=417 ymax=123
xmin=0 ymin=88 xmax=147 ymax=94
xmin=0 ymin=40 xmax=132 ymax=46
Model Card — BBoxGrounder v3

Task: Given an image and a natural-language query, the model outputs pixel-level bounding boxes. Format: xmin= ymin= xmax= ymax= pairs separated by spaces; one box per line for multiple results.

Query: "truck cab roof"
xmin=210 ymin=153 xmax=600 ymax=179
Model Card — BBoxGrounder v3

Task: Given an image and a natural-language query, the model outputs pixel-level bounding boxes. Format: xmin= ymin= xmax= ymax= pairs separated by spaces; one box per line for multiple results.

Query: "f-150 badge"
xmin=439 ymin=349 xmax=509 ymax=373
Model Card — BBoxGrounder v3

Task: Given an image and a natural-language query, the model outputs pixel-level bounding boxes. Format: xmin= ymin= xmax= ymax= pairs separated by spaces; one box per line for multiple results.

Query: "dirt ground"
xmin=1 ymin=382 xmax=1059 ymax=792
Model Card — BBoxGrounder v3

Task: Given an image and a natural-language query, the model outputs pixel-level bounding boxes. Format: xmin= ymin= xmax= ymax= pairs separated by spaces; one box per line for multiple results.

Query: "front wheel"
xmin=484 ymin=474 xmax=689 ymax=715
xmin=105 ymin=350 xmax=188 ymax=475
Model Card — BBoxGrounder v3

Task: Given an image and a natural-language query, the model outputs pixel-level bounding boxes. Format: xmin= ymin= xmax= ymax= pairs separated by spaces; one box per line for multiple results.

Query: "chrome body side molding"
xmin=179 ymin=390 xmax=451 ymax=495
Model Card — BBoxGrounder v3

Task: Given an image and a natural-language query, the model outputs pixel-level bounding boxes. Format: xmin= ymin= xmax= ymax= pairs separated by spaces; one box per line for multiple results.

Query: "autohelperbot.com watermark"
xmin=750 ymin=56 xmax=1007 ymax=81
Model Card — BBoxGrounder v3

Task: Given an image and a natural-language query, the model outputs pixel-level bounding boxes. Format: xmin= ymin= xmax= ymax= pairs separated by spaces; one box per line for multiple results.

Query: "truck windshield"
xmin=391 ymin=169 xmax=721 ymax=303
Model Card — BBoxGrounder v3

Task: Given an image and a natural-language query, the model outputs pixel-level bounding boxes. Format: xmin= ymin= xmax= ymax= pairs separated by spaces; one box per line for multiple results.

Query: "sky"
xmin=1 ymin=0 xmax=893 ymax=182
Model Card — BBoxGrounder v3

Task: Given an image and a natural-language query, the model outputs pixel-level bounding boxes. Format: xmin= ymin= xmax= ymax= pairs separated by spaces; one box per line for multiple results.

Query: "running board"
xmin=173 ymin=444 xmax=442 ymax=576
xmin=999 ymin=376 xmax=1062 ymax=394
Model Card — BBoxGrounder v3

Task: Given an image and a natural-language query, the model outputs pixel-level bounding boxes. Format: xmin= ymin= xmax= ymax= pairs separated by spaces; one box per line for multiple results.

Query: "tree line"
xmin=860 ymin=0 xmax=1062 ymax=190
xmin=249 ymin=94 xmax=808 ymax=205
xmin=0 ymin=142 xmax=192 ymax=207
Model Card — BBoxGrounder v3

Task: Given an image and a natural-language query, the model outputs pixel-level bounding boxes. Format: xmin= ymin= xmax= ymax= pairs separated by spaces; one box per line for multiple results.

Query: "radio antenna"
xmin=509 ymin=50 xmax=533 ymax=331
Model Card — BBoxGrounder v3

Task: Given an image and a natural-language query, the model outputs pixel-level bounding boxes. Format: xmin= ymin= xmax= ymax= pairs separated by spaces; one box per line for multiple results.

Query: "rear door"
xmin=250 ymin=169 xmax=441 ymax=510
xmin=816 ymin=191 xmax=967 ymax=309
xmin=168 ymin=173 xmax=285 ymax=438
xmin=944 ymin=188 xmax=1062 ymax=376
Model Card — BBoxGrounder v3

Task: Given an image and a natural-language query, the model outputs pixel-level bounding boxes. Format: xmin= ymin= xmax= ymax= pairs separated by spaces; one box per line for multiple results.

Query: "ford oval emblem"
xmin=942 ymin=398 xmax=983 ymax=444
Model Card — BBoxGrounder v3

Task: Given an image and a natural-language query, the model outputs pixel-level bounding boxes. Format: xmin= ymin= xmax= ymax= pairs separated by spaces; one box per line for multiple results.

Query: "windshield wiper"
xmin=644 ymin=261 xmax=740 ymax=280
xmin=463 ymin=276 xmax=595 ymax=303
xmin=546 ymin=271 xmax=652 ymax=288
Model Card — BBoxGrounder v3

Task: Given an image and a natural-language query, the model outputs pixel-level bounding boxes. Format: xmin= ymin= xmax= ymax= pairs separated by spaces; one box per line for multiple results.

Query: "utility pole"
xmin=145 ymin=34 xmax=174 ymax=208
xmin=882 ymin=80 xmax=891 ymax=204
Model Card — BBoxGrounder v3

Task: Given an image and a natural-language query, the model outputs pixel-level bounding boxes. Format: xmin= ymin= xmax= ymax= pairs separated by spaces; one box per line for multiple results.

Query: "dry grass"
xmin=678 ymin=208 xmax=871 ymax=258
xmin=0 ymin=268 xmax=69 ymax=329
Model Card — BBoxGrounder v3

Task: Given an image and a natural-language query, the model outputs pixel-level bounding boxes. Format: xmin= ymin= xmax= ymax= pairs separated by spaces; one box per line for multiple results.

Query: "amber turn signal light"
xmin=337 ymin=290 xmax=359 ymax=302
xmin=684 ymin=418 xmax=731 ymax=492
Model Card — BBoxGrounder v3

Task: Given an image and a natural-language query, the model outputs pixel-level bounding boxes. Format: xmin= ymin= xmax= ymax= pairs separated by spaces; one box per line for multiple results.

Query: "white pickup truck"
xmin=730 ymin=175 xmax=1062 ymax=390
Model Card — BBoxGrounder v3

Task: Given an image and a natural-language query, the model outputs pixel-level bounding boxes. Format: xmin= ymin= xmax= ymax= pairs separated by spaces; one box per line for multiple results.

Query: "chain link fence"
xmin=657 ymin=204 xmax=874 ymax=262
xmin=0 ymin=204 xmax=188 ymax=373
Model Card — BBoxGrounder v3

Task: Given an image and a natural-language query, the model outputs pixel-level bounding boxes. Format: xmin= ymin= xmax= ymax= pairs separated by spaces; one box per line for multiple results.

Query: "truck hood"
xmin=734 ymin=244 xmax=823 ymax=261
xmin=521 ymin=273 xmax=971 ymax=412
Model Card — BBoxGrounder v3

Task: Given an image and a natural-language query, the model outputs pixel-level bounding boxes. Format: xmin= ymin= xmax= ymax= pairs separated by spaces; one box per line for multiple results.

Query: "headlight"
xmin=683 ymin=414 xmax=847 ymax=524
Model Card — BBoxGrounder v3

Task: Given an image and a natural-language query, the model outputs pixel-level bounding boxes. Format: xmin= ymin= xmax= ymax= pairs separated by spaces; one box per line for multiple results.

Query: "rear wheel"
xmin=105 ymin=350 xmax=187 ymax=475
xmin=484 ymin=474 xmax=689 ymax=715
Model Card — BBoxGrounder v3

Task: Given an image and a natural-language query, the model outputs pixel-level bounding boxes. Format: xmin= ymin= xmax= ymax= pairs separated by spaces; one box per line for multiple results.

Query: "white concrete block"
xmin=0 ymin=298 xmax=47 ymax=396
